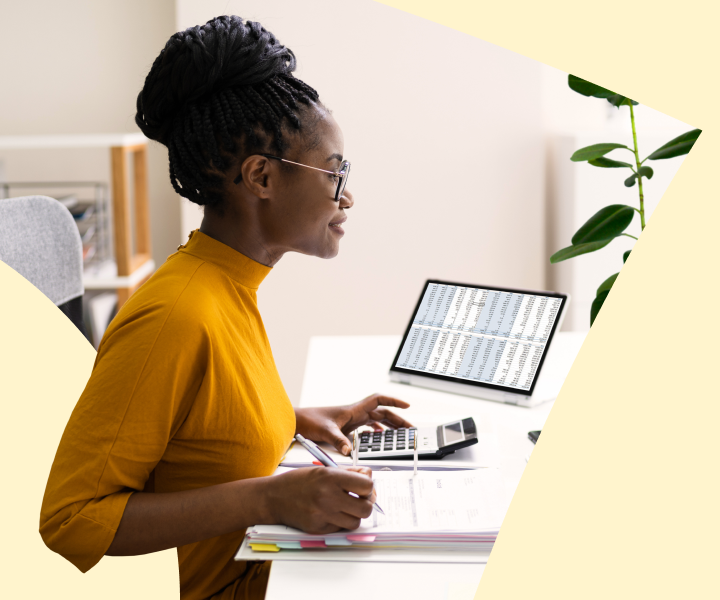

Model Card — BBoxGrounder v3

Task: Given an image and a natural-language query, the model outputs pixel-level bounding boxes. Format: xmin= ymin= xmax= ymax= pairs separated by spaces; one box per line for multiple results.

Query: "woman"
xmin=40 ymin=15 xmax=411 ymax=600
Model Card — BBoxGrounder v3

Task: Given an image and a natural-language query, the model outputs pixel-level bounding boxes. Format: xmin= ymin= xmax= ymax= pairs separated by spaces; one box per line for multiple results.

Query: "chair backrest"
xmin=0 ymin=195 xmax=84 ymax=308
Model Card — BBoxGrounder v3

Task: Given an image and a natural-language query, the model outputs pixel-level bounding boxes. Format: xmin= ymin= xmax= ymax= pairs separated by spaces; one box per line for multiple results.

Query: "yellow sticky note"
xmin=249 ymin=544 xmax=280 ymax=553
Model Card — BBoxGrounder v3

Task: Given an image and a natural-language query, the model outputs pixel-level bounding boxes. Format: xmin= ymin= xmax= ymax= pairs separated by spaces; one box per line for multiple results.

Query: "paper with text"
xmin=363 ymin=468 xmax=507 ymax=531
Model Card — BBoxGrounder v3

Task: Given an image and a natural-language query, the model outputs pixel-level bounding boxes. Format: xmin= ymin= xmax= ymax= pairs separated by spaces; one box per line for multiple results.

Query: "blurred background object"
xmin=0 ymin=195 xmax=85 ymax=334
xmin=0 ymin=133 xmax=156 ymax=346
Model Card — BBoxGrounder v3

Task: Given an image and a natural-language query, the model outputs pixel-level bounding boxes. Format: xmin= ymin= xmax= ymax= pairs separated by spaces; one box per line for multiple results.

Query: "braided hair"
xmin=135 ymin=15 xmax=320 ymax=208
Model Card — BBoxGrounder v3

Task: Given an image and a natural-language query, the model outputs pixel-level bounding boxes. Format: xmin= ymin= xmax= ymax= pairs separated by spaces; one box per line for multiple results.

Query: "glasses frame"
xmin=233 ymin=153 xmax=350 ymax=202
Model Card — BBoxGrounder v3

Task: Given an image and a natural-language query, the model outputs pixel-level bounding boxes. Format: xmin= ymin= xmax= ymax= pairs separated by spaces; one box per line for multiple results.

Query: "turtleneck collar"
xmin=176 ymin=229 xmax=272 ymax=290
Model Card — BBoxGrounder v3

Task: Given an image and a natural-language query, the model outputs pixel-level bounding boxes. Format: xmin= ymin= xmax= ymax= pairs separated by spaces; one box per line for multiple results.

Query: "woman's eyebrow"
xmin=326 ymin=153 xmax=343 ymax=162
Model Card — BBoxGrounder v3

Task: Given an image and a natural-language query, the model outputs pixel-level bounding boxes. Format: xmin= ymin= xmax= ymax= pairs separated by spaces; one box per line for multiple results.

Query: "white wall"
xmin=177 ymin=0 xmax=548 ymax=404
xmin=0 ymin=0 xmax=179 ymax=271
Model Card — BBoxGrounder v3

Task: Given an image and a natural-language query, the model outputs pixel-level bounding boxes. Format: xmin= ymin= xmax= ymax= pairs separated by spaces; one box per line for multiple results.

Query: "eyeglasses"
xmin=233 ymin=153 xmax=351 ymax=202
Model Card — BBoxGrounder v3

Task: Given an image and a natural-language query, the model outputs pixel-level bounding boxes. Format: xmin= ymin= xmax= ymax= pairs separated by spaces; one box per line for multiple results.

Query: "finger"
xmin=329 ymin=491 xmax=375 ymax=520
xmin=342 ymin=469 xmax=377 ymax=504
xmin=368 ymin=421 xmax=385 ymax=432
xmin=305 ymin=522 xmax=342 ymax=536
xmin=328 ymin=469 xmax=374 ymax=497
xmin=345 ymin=465 xmax=373 ymax=479
xmin=360 ymin=394 xmax=411 ymax=411
xmin=328 ymin=511 xmax=364 ymax=531
xmin=325 ymin=423 xmax=352 ymax=456
xmin=367 ymin=408 xmax=414 ymax=429
xmin=352 ymin=486 xmax=377 ymax=505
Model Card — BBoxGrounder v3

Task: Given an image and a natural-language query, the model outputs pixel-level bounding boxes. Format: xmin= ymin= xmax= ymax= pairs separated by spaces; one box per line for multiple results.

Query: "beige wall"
xmin=0 ymin=0 xmax=179 ymax=270
xmin=177 ymin=0 xmax=547 ymax=403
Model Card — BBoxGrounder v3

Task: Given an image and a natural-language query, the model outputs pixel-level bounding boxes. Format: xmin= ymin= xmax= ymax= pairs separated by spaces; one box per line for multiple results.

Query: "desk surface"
xmin=266 ymin=332 xmax=586 ymax=599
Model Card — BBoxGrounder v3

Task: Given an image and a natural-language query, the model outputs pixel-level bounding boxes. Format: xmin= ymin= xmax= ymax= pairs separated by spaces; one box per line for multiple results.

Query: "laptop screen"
xmin=390 ymin=281 xmax=567 ymax=396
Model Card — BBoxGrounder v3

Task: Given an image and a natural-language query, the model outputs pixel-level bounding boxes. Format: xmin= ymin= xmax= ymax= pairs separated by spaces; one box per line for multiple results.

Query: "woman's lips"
xmin=329 ymin=217 xmax=347 ymax=235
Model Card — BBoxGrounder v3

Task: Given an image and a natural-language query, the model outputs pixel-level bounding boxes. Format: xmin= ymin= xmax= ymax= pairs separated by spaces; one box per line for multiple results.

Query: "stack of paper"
xmin=241 ymin=469 xmax=509 ymax=556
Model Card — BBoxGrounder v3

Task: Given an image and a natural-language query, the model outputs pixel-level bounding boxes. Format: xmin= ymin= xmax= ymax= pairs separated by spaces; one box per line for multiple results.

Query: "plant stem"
xmin=621 ymin=233 xmax=639 ymax=240
xmin=629 ymin=102 xmax=646 ymax=230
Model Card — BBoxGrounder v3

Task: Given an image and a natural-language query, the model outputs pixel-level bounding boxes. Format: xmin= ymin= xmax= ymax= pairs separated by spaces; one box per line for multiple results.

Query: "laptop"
xmin=389 ymin=280 xmax=568 ymax=408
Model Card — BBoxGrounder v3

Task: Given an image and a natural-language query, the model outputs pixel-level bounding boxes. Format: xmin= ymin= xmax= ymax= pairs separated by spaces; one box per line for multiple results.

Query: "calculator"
xmin=356 ymin=417 xmax=478 ymax=460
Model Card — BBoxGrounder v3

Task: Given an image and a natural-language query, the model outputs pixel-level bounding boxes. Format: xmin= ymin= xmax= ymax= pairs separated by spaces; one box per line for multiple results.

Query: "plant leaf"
xmin=637 ymin=166 xmax=654 ymax=179
xmin=572 ymin=205 xmax=635 ymax=244
xmin=647 ymin=129 xmax=701 ymax=160
xmin=624 ymin=174 xmax=637 ymax=187
xmin=550 ymin=239 xmax=613 ymax=263
xmin=607 ymin=94 xmax=639 ymax=107
xmin=589 ymin=157 xmax=633 ymax=168
xmin=568 ymin=75 xmax=616 ymax=98
xmin=597 ymin=273 xmax=619 ymax=296
xmin=571 ymin=143 xmax=629 ymax=162
xmin=623 ymin=250 xmax=631 ymax=263
xmin=590 ymin=290 xmax=610 ymax=326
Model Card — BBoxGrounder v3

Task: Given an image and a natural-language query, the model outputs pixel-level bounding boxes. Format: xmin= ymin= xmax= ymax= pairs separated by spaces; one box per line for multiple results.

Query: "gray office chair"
xmin=0 ymin=195 xmax=86 ymax=334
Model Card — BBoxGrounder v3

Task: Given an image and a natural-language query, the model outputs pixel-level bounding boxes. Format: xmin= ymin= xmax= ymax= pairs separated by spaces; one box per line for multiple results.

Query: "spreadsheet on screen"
xmin=393 ymin=283 xmax=563 ymax=392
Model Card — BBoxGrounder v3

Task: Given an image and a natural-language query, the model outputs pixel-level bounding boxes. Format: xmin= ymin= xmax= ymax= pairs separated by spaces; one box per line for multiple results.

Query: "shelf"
xmin=0 ymin=134 xmax=154 ymax=308
xmin=84 ymin=258 xmax=155 ymax=290
xmin=0 ymin=133 xmax=147 ymax=150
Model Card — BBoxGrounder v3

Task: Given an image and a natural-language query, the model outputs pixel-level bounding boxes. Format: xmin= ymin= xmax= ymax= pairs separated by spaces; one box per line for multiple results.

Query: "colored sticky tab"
xmin=346 ymin=534 xmax=376 ymax=543
xmin=312 ymin=461 xmax=323 ymax=465
xmin=276 ymin=542 xmax=302 ymax=549
xmin=325 ymin=537 xmax=353 ymax=546
xmin=300 ymin=540 xmax=327 ymax=548
xmin=249 ymin=543 xmax=279 ymax=552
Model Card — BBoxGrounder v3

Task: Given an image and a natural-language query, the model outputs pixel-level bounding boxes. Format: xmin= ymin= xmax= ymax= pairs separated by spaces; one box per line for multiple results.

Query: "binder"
xmin=235 ymin=468 xmax=509 ymax=564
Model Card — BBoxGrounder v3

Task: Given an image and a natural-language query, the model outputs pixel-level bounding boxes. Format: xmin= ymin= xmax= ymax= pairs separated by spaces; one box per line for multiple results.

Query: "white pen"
xmin=294 ymin=434 xmax=384 ymax=515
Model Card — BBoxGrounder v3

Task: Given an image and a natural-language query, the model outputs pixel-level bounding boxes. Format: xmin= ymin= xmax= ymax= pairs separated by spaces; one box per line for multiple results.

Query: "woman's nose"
xmin=340 ymin=187 xmax=354 ymax=209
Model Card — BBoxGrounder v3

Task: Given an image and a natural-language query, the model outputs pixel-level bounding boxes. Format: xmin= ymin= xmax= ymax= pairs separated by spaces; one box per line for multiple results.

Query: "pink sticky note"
xmin=300 ymin=540 xmax=327 ymax=548
xmin=346 ymin=535 xmax=376 ymax=543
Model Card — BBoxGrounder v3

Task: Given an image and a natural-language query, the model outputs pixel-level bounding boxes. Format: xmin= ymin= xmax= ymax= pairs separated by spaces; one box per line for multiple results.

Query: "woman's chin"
xmin=294 ymin=241 xmax=340 ymax=260
xmin=319 ymin=245 xmax=340 ymax=259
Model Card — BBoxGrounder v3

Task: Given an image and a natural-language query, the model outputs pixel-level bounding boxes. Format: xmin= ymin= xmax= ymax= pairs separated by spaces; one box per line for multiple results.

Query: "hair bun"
xmin=136 ymin=15 xmax=297 ymax=145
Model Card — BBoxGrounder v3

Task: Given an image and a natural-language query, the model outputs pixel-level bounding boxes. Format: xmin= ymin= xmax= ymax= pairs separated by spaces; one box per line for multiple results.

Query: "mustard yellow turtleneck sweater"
xmin=40 ymin=230 xmax=297 ymax=599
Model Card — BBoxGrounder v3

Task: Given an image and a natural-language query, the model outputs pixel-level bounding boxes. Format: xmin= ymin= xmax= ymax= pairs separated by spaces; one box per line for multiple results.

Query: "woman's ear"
xmin=240 ymin=155 xmax=273 ymax=199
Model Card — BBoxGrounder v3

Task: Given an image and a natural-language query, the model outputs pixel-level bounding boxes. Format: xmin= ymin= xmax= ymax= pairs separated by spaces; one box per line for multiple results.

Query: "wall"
xmin=0 ymin=0 xmax=179 ymax=270
xmin=177 ymin=0 xmax=547 ymax=404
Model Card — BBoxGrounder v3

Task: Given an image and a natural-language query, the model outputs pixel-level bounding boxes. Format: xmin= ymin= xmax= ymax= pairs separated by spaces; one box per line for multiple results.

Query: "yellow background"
xmin=2 ymin=1 xmax=718 ymax=598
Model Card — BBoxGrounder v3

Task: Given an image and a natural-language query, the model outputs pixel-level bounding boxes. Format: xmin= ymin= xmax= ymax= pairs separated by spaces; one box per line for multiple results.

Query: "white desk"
xmin=266 ymin=332 xmax=586 ymax=599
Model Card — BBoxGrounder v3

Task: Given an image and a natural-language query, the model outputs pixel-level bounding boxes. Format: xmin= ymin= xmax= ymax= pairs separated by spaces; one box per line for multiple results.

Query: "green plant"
xmin=550 ymin=75 xmax=701 ymax=326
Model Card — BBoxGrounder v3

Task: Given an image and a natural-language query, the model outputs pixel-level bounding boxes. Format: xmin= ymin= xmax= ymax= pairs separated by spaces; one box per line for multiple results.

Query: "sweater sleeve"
xmin=39 ymin=285 xmax=208 ymax=572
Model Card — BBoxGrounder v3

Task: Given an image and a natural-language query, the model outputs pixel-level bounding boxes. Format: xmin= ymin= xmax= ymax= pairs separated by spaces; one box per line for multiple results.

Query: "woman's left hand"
xmin=294 ymin=393 xmax=412 ymax=456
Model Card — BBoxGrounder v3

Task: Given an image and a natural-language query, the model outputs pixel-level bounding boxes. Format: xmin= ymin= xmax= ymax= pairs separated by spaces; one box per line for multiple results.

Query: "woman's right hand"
xmin=264 ymin=466 xmax=376 ymax=534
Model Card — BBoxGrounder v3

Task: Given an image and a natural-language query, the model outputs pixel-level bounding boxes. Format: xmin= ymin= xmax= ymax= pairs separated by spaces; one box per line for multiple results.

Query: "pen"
xmin=294 ymin=434 xmax=385 ymax=515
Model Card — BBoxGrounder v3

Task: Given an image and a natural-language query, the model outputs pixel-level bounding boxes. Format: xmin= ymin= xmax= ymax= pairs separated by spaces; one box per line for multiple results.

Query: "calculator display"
xmin=443 ymin=422 xmax=464 ymax=444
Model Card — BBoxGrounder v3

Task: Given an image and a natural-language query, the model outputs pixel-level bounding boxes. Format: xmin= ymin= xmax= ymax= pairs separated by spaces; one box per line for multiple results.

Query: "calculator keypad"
xmin=358 ymin=428 xmax=417 ymax=454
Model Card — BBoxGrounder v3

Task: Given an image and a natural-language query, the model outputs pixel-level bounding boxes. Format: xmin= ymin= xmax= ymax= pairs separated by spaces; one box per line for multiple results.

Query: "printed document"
xmin=365 ymin=468 xmax=507 ymax=531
